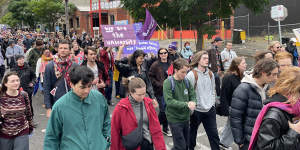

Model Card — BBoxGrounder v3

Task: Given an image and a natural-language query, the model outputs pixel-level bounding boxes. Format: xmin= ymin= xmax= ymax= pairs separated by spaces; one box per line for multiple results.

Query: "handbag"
xmin=121 ymin=102 xmax=144 ymax=150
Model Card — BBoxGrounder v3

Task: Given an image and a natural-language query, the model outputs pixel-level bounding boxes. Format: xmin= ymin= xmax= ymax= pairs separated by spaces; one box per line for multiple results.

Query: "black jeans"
xmin=169 ymin=121 xmax=189 ymax=150
xmin=0 ymin=65 xmax=5 ymax=81
xmin=157 ymin=96 xmax=168 ymax=131
xmin=214 ymin=72 xmax=221 ymax=96
xmin=189 ymin=107 xmax=220 ymax=150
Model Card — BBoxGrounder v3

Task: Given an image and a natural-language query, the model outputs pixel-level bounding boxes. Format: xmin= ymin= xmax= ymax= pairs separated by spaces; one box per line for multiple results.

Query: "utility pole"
xmin=65 ymin=0 xmax=69 ymax=36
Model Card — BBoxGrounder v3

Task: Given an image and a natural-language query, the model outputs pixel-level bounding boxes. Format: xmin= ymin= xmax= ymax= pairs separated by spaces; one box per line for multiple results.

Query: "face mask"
xmin=186 ymin=46 xmax=191 ymax=49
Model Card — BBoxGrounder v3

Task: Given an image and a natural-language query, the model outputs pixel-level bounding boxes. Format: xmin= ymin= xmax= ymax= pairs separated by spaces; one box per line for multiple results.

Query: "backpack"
xmin=168 ymin=76 xmax=190 ymax=94
xmin=191 ymin=69 xmax=213 ymax=89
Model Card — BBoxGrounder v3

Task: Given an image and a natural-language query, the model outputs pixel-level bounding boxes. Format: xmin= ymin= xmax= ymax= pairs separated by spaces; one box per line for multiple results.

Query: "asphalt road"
xmin=29 ymin=90 xmax=241 ymax=150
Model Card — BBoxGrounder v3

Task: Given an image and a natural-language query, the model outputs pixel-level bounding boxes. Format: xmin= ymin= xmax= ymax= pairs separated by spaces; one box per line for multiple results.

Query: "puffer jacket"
xmin=230 ymin=74 xmax=268 ymax=145
xmin=253 ymin=94 xmax=300 ymax=150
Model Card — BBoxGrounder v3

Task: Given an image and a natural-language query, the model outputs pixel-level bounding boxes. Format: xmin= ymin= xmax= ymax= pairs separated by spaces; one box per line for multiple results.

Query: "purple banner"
xmin=101 ymin=25 xmax=137 ymax=47
xmin=133 ymin=22 xmax=143 ymax=38
xmin=137 ymin=9 xmax=157 ymax=40
xmin=123 ymin=40 xmax=160 ymax=54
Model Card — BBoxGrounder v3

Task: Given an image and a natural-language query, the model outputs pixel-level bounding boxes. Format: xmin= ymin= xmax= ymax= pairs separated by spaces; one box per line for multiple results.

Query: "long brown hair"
xmin=0 ymin=71 xmax=19 ymax=96
xmin=226 ymin=57 xmax=245 ymax=80
xmin=189 ymin=51 xmax=208 ymax=69
xmin=268 ymin=67 xmax=300 ymax=104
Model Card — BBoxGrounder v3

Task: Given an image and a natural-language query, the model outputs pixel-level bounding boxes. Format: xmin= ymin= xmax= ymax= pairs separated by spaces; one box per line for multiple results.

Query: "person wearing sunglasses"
xmin=268 ymin=41 xmax=282 ymax=56
xmin=149 ymin=48 xmax=172 ymax=137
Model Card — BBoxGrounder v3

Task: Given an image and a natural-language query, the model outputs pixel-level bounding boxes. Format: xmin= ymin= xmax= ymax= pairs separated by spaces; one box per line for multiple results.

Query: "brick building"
xmin=68 ymin=0 xmax=134 ymax=36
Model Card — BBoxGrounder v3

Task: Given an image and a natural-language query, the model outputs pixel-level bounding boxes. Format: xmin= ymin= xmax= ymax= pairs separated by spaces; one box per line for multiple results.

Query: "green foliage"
xmin=120 ymin=0 xmax=271 ymax=50
xmin=0 ymin=12 xmax=18 ymax=27
xmin=4 ymin=0 xmax=76 ymax=31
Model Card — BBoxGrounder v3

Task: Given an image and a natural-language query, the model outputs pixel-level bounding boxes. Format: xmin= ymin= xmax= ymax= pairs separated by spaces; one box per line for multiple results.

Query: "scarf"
xmin=53 ymin=55 xmax=72 ymax=87
xmin=40 ymin=55 xmax=53 ymax=74
xmin=248 ymin=98 xmax=300 ymax=150
xmin=41 ymin=54 xmax=53 ymax=62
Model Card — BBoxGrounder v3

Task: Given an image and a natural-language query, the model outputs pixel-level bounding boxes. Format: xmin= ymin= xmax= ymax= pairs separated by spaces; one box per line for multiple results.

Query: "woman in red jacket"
xmin=111 ymin=77 xmax=166 ymax=150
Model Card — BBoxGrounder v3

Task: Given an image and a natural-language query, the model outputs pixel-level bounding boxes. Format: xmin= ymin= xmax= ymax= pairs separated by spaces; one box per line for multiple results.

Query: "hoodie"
xmin=186 ymin=68 xmax=216 ymax=112
xmin=241 ymin=74 xmax=268 ymax=102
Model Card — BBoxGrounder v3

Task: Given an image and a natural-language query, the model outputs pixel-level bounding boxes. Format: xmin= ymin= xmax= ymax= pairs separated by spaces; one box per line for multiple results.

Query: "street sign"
xmin=271 ymin=5 xmax=288 ymax=21
xmin=271 ymin=5 xmax=288 ymax=44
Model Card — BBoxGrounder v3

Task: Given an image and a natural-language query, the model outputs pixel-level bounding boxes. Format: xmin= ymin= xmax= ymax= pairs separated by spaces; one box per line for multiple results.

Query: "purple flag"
xmin=137 ymin=9 xmax=157 ymax=40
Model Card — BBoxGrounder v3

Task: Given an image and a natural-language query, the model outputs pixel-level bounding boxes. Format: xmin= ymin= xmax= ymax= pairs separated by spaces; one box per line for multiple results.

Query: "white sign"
xmin=91 ymin=1 xmax=122 ymax=11
xmin=293 ymin=28 xmax=300 ymax=42
xmin=271 ymin=5 xmax=288 ymax=21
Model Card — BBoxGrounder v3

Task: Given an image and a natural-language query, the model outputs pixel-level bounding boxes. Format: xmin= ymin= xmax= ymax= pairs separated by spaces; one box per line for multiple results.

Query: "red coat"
xmin=99 ymin=49 xmax=114 ymax=73
xmin=111 ymin=97 xmax=166 ymax=150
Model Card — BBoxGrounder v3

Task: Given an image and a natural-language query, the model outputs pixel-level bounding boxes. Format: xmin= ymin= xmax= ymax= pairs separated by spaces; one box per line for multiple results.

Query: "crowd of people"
xmin=0 ymin=29 xmax=299 ymax=150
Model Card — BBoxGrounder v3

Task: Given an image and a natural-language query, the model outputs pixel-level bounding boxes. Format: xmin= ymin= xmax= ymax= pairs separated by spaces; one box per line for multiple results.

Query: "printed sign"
xmin=293 ymin=28 xmax=300 ymax=42
xmin=114 ymin=20 xmax=129 ymax=25
xmin=123 ymin=40 xmax=160 ymax=54
xmin=101 ymin=25 xmax=137 ymax=47
xmin=133 ymin=22 xmax=143 ymax=35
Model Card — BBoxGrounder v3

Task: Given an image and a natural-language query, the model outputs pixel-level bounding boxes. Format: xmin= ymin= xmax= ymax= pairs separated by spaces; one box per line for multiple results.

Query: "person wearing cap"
xmin=5 ymin=40 xmax=24 ymax=68
xmin=207 ymin=37 xmax=224 ymax=98
xmin=11 ymin=55 xmax=36 ymax=116
xmin=168 ymin=42 xmax=181 ymax=62
xmin=285 ymin=38 xmax=299 ymax=66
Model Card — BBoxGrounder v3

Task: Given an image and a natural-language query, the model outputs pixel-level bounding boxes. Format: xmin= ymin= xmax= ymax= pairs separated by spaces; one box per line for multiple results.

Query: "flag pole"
xmin=156 ymin=23 xmax=171 ymax=43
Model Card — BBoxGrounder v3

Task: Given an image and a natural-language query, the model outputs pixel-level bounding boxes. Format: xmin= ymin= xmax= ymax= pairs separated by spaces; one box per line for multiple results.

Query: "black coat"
xmin=115 ymin=59 xmax=156 ymax=99
xmin=12 ymin=63 xmax=36 ymax=94
xmin=148 ymin=60 xmax=171 ymax=97
xmin=230 ymin=81 xmax=265 ymax=145
xmin=253 ymin=94 xmax=300 ymax=150
xmin=218 ymin=73 xmax=241 ymax=116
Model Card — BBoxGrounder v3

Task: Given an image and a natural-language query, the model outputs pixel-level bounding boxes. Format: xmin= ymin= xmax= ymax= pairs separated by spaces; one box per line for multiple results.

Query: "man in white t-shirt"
xmin=221 ymin=42 xmax=237 ymax=70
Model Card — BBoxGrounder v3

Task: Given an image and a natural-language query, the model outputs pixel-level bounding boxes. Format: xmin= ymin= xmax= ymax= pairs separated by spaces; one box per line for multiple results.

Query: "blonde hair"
xmin=268 ymin=41 xmax=280 ymax=51
xmin=274 ymin=52 xmax=293 ymax=63
xmin=268 ymin=67 xmax=300 ymax=104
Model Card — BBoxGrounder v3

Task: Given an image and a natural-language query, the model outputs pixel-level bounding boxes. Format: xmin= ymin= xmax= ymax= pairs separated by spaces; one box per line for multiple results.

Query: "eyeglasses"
xmin=276 ymin=46 xmax=282 ymax=49
xmin=159 ymin=52 xmax=168 ymax=55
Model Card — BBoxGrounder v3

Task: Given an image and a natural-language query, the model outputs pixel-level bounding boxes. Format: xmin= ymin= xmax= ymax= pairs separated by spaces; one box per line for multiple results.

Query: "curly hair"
xmin=268 ymin=67 xmax=300 ymax=104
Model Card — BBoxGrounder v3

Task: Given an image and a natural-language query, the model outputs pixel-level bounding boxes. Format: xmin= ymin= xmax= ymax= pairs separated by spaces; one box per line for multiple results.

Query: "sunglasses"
xmin=276 ymin=46 xmax=282 ymax=49
xmin=159 ymin=52 xmax=168 ymax=55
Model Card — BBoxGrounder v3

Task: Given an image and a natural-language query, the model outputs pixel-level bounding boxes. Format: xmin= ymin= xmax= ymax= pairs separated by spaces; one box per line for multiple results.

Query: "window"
xmin=70 ymin=18 xmax=73 ymax=28
xmin=76 ymin=17 xmax=80 ymax=28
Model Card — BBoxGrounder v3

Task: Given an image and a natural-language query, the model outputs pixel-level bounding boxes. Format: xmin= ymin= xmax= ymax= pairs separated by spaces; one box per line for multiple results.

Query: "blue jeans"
xmin=189 ymin=107 xmax=220 ymax=150
xmin=169 ymin=121 xmax=189 ymax=150
xmin=105 ymin=69 xmax=113 ymax=103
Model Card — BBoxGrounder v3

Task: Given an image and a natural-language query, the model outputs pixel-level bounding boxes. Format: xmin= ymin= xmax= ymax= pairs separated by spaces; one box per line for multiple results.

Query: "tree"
xmin=120 ymin=0 xmax=271 ymax=50
xmin=30 ymin=0 xmax=65 ymax=32
xmin=7 ymin=0 xmax=38 ymax=29
xmin=0 ymin=12 xmax=18 ymax=28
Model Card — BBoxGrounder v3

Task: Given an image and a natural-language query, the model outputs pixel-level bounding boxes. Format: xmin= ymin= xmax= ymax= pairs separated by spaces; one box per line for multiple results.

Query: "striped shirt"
xmin=0 ymin=91 xmax=33 ymax=139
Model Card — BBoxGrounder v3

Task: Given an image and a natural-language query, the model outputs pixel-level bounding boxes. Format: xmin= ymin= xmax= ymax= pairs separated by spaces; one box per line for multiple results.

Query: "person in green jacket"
xmin=44 ymin=66 xmax=111 ymax=150
xmin=163 ymin=58 xmax=196 ymax=150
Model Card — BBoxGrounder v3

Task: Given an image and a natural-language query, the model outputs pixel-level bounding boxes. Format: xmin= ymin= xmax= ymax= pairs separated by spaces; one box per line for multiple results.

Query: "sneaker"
xmin=162 ymin=129 xmax=172 ymax=137
xmin=219 ymin=143 xmax=231 ymax=150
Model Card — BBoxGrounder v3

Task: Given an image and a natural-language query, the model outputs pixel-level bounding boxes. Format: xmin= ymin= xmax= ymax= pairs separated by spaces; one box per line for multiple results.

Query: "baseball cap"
xmin=290 ymin=38 xmax=298 ymax=43
xmin=214 ymin=37 xmax=223 ymax=42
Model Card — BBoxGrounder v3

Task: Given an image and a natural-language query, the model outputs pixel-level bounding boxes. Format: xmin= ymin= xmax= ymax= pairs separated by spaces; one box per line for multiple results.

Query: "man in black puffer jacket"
xmin=230 ymin=59 xmax=279 ymax=150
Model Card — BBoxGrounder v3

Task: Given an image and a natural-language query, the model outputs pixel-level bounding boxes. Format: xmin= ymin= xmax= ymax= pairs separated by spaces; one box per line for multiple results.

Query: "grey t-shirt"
xmin=129 ymin=95 xmax=152 ymax=143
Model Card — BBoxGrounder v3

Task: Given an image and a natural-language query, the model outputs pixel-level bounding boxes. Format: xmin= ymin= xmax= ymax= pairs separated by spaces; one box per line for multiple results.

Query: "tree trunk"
xmin=196 ymin=24 xmax=204 ymax=51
